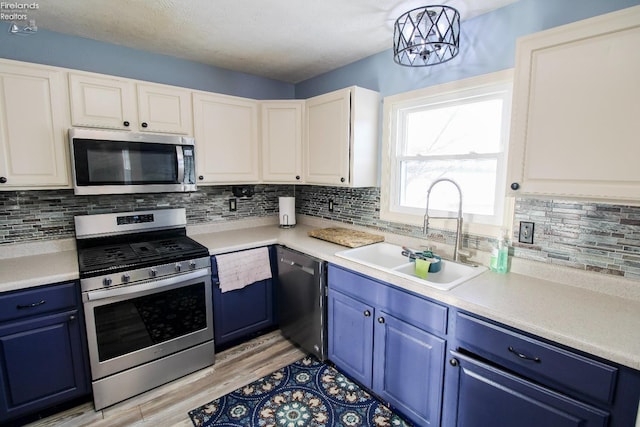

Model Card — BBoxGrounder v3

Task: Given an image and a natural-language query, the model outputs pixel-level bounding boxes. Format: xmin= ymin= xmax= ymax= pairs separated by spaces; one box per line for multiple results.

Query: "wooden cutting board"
xmin=308 ymin=227 xmax=384 ymax=248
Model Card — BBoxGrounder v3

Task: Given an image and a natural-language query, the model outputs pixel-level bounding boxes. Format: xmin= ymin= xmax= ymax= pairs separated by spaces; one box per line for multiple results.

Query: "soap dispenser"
xmin=491 ymin=228 xmax=510 ymax=273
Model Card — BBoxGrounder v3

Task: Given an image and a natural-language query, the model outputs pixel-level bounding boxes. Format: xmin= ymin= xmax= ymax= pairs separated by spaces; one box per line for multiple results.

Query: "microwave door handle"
xmin=176 ymin=146 xmax=185 ymax=183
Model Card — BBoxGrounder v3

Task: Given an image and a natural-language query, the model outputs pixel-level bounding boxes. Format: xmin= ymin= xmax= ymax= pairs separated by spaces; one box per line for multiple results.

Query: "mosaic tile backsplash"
xmin=2 ymin=185 xmax=640 ymax=280
xmin=0 ymin=185 xmax=292 ymax=243
xmin=294 ymin=186 xmax=640 ymax=280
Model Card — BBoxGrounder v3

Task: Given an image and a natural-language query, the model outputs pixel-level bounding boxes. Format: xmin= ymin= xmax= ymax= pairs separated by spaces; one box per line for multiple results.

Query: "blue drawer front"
xmin=451 ymin=350 xmax=609 ymax=427
xmin=328 ymin=264 xmax=447 ymax=336
xmin=455 ymin=312 xmax=617 ymax=405
xmin=328 ymin=264 xmax=380 ymax=303
xmin=0 ymin=282 xmax=78 ymax=323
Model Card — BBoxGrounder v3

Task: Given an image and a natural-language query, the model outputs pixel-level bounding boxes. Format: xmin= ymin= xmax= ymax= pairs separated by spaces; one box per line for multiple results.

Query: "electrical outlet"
xmin=518 ymin=221 xmax=534 ymax=244
xmin=328 ymin=199 xmax=334 ymax=212
xmin=229 ymin=198 xmax=237 ymax=212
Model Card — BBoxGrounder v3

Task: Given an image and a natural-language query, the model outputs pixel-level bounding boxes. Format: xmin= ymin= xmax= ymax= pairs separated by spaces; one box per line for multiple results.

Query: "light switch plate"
xmin=518 ymin=221 xmax=534 ymax=244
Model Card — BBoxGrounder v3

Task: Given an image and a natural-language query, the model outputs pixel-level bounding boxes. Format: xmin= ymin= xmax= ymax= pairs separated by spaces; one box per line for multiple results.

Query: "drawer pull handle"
xmin=363 ymin=310 xmax=371 ymax=317
xmin=508 ymin=346 xmax=541 ymax=363
xmin=16 ymin=300 xmax=46 ymax=309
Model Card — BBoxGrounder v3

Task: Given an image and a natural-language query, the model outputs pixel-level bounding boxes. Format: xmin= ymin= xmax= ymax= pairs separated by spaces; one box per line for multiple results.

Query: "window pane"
xmin=400 ymin=158 xmax=498 ymax=216
xmin=404 ymin=98 xmax=503 ymax=156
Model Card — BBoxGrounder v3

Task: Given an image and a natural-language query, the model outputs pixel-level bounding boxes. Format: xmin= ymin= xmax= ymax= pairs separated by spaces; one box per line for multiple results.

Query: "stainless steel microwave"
xmin=69 ymin=128 xmax=197 ymax=195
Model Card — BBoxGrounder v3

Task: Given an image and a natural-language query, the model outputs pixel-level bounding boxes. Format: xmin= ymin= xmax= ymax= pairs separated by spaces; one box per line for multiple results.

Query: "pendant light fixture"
xmin=393 ymin=5 xmax=460 ymax=66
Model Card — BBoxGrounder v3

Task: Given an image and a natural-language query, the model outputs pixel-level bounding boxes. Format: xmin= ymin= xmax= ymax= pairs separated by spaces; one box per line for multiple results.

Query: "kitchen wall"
xmin=295 ymin=186 xmax=640 ymax=280
xmin=0 ymin=22 xmax=294 ymax=99
xmin=295 ymin=0 xmax=640 ymax=99
xmin=3 ymin=185 xmax=639 ymax=280
xmin=0 ymin=186 xmax=291 ymax=244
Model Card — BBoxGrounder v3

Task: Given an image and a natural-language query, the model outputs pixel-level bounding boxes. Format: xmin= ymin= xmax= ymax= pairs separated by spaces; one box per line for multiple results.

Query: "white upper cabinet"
xmin=261 ymin=101 xmax=304 ymax=183
xmin=0 ymin=60 xmax=71 ymax=189
xmin=304 ymin=86 xmax=379 ymax=187
xmin=68 ymin=73 xmax=136 ymax=131
xmin=507 ymin=6 xmax=640 ymax=202
xmin=193 ymin=92 xmax=260 ymax=184
xmin=69 ymin=73 xmax=192 ymax=135
xmin=305 ymin=89 xmax=350 ymax=185
xmin=136 ymin=83 xmax=192 ymax=134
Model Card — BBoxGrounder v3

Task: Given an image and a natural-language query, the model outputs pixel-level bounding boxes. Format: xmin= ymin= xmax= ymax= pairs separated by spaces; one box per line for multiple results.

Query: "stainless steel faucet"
xmin=423 ymin=178 xmax=464 ymax=262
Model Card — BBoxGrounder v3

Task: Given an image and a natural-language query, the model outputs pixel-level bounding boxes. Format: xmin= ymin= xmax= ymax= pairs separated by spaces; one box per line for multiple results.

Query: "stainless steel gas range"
xmin=74 ymin=208 xmax=214 ymax=410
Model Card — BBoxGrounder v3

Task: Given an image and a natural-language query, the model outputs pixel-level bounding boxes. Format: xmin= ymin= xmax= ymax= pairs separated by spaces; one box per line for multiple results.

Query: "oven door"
xmin=83 ymin=269 xmax=213 ymax=381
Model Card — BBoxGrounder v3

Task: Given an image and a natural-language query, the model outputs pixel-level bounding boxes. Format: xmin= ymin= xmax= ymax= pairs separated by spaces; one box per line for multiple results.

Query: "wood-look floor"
xmin=26 ymin=330 xmax=306 ymax=427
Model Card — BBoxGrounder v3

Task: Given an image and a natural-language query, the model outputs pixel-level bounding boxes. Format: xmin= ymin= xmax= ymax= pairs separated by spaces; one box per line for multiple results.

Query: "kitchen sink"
xmin=335 ymin=242 xmax=487 ymax=291
xmin=334 ymin=241 xmax=411 ymax=269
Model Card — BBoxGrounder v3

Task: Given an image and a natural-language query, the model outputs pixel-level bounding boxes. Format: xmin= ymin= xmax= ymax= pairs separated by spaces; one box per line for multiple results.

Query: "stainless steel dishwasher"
xmin=276 ymin=246 xmax=327 ymax=361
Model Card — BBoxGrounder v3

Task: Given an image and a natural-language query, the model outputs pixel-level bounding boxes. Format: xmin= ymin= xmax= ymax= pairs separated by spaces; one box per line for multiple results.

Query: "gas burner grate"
xmin=154 ymin=239 xmax=196 ymax=254
xmin=79 ymin=245 xmax=138 ymax=270
xmin=77 ymin=234 xmax=209 ymax=276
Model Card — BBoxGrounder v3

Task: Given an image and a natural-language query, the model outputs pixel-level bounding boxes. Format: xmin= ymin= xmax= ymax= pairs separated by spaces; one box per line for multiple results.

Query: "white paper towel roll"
xmin=279 ymin=197 xmax=296 ymax=227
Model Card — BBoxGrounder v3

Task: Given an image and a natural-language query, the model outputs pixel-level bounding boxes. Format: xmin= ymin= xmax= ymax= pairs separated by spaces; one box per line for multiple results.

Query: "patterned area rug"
xmin=188 ymin=355 xmax=413 ymax=426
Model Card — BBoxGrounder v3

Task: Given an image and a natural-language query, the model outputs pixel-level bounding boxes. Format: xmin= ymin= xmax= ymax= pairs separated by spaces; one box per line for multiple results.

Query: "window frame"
xmin=380 ymin=69 xmax=515 ymax=237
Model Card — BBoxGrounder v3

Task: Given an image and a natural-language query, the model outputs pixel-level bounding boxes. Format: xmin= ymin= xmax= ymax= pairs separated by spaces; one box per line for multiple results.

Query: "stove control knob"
xmin=149 ymin=268 xmax=158 ymax=278
xmin=122 ymin=273 xmax=131 ymax=283
xmin=103 ymin=277 xmax=112 ymax=287
xmin=189 ymin=260 xmax=197 ymax=269
xmin=175 ymin=263 xmax=182 ymax=272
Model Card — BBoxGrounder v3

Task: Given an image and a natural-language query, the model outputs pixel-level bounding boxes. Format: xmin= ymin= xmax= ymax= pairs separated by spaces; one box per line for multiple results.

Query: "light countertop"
xmin=1 ymin=217 xmax=639 ymax=372
xmin=0 ymin=249 xmax=79 ymax=292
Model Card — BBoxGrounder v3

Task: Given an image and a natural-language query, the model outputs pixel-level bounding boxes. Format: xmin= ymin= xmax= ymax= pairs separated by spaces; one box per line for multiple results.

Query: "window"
xmin=381 ymin=70 xmax=514 ymax=235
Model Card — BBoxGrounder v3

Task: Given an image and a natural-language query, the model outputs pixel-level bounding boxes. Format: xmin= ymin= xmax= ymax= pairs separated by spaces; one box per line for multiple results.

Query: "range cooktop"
xmin=76 ymin=230 xmax=210 ymax=278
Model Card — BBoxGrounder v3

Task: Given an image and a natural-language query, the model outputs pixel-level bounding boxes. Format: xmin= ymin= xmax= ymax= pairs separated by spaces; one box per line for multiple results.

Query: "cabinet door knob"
xmin=449 ymin=358 xmax=459 ymax=367
xmin=340 ymin=177 xmax=345 ymax=183
xmin=510 ymin=182 xmax=520 ymax=190
xmin=123 ymin=121 xmax=130 ymax=127
xmin=198 ymin=175 xmax=204 ymax=180
xmin=363 ymin=310 xmax=371 ymax=317
xmin=377 ymin=317 xmax=385 ymax=324
xmin=295 ymin=175 xmax=300 ymax=180
xmin=69 ymin=315 xmax=76 ymax=322
xmin=0 ymin=176 xmax=6 ymax=184
xmin=141 ymin=122 xmax=148 ymax=128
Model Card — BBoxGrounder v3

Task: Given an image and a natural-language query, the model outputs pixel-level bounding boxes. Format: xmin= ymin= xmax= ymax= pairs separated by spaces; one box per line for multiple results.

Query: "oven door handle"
xmin=86 ymin=269 xmax=210 ymax=301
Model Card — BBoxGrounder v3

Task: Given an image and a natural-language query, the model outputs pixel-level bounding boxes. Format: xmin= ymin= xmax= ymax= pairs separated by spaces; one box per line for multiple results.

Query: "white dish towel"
xmin=216 ymin=247 xmax=272 ymax=293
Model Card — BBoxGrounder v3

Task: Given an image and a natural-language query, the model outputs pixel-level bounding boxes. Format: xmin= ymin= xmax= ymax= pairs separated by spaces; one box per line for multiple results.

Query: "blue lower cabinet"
xmin=327 ymin=289 xmax=374 ymax=388
xmin=328 ymin=264 xmax=447 ymax=426
xmin=327 ymin=264 xmax=640 ymax=427
xmin=211 ymin=247 xmax=277 ymax=347
xmin=448 ymin=351 xmax=609 ymax=427
xmin=446 ymin=310 xmax=640 ymax=427
xmin=0 ymin=282 xmax=90 ymax=424
xmin=373 ymin=311 xmax=446 ymax=426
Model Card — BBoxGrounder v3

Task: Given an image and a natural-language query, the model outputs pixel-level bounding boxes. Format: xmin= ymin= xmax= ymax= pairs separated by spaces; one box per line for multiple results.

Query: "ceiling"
xmin=27 ymin=0 xmax=519 ymax=83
